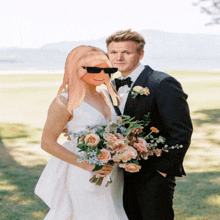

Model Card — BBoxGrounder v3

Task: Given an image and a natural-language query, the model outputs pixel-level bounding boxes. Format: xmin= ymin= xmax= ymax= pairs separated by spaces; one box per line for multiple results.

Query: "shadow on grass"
xmin=193 ymin=109 xmax=220 ymax=127
xmin=174 ymin=172 xmax=220 ymax=219
xmin=0 ymin=123 xmax=49 ymax=220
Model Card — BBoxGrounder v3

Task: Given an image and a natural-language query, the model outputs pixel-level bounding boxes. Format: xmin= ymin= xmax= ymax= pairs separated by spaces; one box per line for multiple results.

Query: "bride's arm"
xmin=41 ymin=99 xmax=112 ymax=176
xmin=41 ymin=99 xmax=95 ymax=172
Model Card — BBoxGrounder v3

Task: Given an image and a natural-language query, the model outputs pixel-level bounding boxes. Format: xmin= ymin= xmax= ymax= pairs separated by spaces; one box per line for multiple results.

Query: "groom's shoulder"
xmin=146 ymin=66 xmax=176 ymax=84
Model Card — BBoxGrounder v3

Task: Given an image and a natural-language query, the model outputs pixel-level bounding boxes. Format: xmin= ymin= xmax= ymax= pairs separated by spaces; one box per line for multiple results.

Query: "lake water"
xmin=0 ymin=56 xmax=219 ymax=74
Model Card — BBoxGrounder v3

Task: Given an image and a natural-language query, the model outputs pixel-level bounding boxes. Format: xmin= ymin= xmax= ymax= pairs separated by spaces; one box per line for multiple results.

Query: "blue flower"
xmin=77 ymin=152 xmax=86 ymax=160
xmin=76 ymin=130 xmax=87 ymax=137
xmin=67 ymin=131 xmax=74 ymax=135
xmin=119 ymin=126 xmax=126 ymax=133
xmin=77 ymin=158 xmax=85 ymax=163
xmin=97 ymin=161 xmax=104 ymax=166
xmin=89 ymin=150 xmax=97 ymax=156
xmin=88 ymin=157 xmax=98 ymax=164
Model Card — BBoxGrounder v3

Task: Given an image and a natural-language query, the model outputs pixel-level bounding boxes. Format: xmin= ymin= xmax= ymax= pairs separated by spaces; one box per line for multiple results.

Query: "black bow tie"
xmin=115 ymin=77 xmax=132 ymax=91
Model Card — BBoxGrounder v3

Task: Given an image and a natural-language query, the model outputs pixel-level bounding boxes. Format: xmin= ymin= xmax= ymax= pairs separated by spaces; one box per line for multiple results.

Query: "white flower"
xmin=133 ymin=86 xmax=143 ymax=93
xmin=131 ymin=86 xmax=150 ymax=99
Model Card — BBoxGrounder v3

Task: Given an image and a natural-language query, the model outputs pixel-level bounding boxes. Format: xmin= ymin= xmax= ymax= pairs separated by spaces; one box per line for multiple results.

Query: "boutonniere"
xmin=131 ymin=86 xmax=150 ymax=99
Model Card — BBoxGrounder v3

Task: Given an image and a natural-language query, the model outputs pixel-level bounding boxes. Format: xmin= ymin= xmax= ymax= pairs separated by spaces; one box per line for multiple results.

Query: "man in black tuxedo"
xmin=106 ymin=29 xmax=193 ymax=220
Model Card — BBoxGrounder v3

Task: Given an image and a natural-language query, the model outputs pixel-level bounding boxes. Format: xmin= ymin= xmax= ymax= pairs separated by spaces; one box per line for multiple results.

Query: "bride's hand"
xmin=81 ymin=163 xmax=96 ymax=173
xmin=81 ymin=163 xmax=113 ymax=177
xmin=94 ymin=164 xmax=114 ymax=177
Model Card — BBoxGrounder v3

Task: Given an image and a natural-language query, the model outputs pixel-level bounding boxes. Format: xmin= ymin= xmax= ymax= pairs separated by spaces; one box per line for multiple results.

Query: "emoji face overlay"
xmin=80 ymin=63 xmax=110 ymax=86
xmin=107 ymin=41 xmax=144 ymax=76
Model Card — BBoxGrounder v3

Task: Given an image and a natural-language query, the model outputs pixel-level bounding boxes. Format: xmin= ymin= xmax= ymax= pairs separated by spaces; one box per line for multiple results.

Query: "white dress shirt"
xmin=117 ymin=63 xmax=145 ymax=114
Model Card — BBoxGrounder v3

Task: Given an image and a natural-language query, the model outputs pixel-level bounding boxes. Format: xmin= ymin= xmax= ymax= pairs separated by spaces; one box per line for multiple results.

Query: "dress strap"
xmin=113 ymin=105 xmax=122 ymax=116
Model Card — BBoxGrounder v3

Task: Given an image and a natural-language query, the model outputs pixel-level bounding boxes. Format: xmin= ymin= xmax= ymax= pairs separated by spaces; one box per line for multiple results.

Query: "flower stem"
xmin=144 ymin=131 xmax=153 ymax=140
xmin=89 ymin=175 xmax=98 ymax=183
xmin=95 ymin=177 xmax=104 ymax=186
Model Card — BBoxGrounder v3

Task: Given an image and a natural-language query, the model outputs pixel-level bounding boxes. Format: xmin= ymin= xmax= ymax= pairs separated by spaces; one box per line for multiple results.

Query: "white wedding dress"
xmin=35 ymin=89 xmax=128 ymax=220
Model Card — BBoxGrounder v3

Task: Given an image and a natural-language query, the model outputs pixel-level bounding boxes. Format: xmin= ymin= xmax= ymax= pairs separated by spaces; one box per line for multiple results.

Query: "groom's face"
xmin=107 ymin=41 xmax=144 ymax=76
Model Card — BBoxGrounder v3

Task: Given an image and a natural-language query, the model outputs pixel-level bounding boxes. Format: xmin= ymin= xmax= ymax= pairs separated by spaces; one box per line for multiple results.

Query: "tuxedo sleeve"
xmin=155 ymin=77 xmax=193 ymax=176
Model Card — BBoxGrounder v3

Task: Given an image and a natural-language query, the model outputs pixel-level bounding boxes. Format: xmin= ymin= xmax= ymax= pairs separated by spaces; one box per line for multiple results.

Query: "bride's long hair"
xmin=56 ymin=45 xmax=120 ymax=114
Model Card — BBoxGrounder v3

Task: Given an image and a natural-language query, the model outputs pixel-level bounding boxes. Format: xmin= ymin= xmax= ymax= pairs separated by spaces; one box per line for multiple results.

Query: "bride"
xmin=35 ymin=45 xmax=128 ymax=220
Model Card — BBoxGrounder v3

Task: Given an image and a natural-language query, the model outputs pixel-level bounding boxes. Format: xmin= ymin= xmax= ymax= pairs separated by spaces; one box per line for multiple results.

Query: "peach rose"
xmin=97 ymin=149 xmax=111 ymax=163
xmin=104 ymin=133 xmax=117 ymax=143
xmin=114 ymin=133 xmax=125 ymax=140
xmin=143 ymin=87 xmax=150 ymax=96
xmin=130 ymin=128 xmax=143 ymax=135
xmin=112 ymin=152 xmax=124 ymax=163
xmin=153 ymin=148 xmax=162 ymax=157
xmin=125 ymin=163 xmax=141 ymax=173
xmin=150 ymin=127 xmax=159 ymax=133
xmin=133 ymin=137 xmax=148 ymax=152
xmin=118 ymin=163 xmax=129 ymax=168
xmin=105 ymin=142 xmax=116 ymax=152
xmin=113 ymin=140 xmax=127 ymax=152
xmin=120 ymin=151 xmax=132 ymax=163
xmin=140 ymin=151 xmax=154 ymax=160
xmin=84 ymin=133 xmax=100 ymax=147
xmin=121 ymin=146 xmax=138 ymax=162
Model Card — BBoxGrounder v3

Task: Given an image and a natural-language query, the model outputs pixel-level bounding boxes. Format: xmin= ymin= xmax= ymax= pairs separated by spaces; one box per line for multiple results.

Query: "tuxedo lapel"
xmin=123 ymin=66 xmax=154 ymax=116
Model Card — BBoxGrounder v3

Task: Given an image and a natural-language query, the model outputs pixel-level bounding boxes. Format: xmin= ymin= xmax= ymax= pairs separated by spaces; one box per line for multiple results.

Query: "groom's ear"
xmin=139 ymin=50 xmax=144 ymax=60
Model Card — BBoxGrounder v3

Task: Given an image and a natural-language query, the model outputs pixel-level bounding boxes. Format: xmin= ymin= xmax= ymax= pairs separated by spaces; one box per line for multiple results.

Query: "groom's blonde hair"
xmin=106 ymin=29 xmax=146 ymax=52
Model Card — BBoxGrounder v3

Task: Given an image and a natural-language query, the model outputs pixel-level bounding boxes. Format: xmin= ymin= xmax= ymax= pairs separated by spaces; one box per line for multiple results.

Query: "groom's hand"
xmin=95 ymin=164 xmax=114 ymax=177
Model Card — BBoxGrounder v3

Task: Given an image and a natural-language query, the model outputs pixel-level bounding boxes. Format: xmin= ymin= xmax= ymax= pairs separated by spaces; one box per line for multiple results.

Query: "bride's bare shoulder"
xmin=48 ymin=97 xmax=73 ymax=122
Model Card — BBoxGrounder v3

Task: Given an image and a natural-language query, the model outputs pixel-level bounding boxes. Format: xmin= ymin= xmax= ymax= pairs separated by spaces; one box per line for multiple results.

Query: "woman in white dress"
xmin=35 ymin=45 xmax=128 ymax=220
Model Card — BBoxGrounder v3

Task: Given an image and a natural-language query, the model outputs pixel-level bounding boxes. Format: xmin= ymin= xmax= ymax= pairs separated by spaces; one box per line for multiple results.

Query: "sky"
xmin=0 ymin=0 xmax=220 ymax=48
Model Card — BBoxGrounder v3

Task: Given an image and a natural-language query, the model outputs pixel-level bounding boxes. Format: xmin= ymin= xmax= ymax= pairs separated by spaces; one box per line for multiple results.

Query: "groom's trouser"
xmin=123 ymin=171 xmax=176 ymax=220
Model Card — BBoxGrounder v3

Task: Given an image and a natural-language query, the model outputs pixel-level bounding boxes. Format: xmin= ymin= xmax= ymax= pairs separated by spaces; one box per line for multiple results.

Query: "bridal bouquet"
xmin=67 ymin=114 xmax=183 ymax=186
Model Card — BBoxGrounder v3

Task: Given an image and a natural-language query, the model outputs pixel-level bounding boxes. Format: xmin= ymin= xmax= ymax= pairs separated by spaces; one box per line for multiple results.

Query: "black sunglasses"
xmin=82 ymin=66 xmax=118 ymax=74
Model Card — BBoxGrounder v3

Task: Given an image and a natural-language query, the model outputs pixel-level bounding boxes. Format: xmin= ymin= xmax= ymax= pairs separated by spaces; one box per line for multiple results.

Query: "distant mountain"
xmin=1 ymin=30 xmax=220 ymax=70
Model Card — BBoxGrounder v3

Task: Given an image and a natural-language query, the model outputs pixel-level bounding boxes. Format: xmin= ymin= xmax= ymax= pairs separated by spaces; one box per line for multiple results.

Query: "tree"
xmin=193 ymin=0 xmax=220 ymax=25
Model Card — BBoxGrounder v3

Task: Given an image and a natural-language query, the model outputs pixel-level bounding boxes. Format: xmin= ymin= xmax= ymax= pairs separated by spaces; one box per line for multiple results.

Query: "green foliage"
xmin=132 ymin=160 xmax=139 ymax=165
xmin=92 ymin=164 xmax=103 ymax=172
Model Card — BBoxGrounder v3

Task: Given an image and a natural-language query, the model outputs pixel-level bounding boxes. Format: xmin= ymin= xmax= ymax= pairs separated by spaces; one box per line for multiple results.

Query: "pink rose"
xmin=97 ymin=149 xmax=111 ymax=163
xmin=84 ymin=133 xmax=100 ymax=147
xmin=125 ymin=163 xmax=141 ymax=173
xmin=133 ymin=137 xmax=147 ymax=152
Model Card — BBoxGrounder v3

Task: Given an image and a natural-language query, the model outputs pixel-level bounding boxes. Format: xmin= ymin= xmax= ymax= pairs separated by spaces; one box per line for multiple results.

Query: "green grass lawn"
xmin=0 ymin=73 xmax=63 ymax=83
xmin=1 ymin=71 xmax=220 ymax=219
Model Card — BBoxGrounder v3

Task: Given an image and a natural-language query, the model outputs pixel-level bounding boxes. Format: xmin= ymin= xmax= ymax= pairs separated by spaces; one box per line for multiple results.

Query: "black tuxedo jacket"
xmin=114 ymin=66 xmax=193 ymax=183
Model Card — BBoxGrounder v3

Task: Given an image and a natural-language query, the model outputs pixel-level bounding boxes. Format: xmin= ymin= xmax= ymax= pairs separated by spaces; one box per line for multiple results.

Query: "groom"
xmin=106 ymin=29 xmax=193 ymax=220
